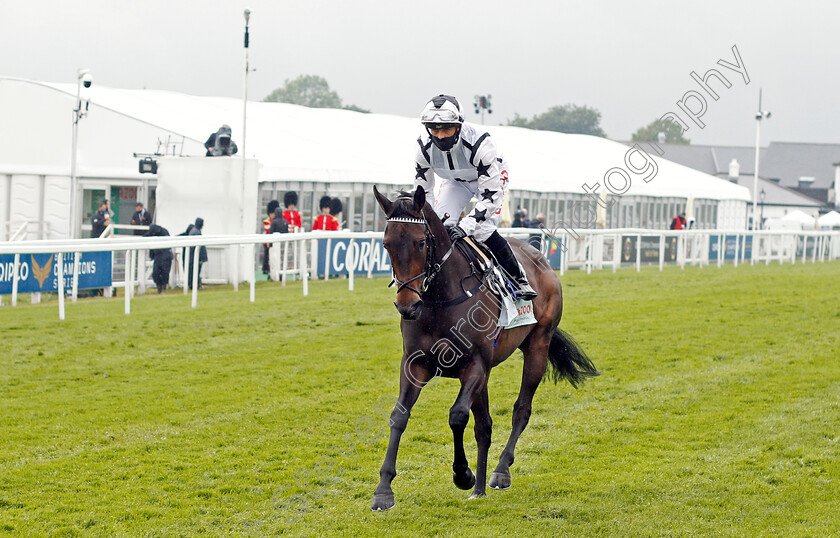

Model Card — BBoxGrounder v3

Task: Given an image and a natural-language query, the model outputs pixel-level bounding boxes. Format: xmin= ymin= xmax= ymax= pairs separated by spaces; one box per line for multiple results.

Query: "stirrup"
xmin=514 ymin=279 xmax=538 ymax=300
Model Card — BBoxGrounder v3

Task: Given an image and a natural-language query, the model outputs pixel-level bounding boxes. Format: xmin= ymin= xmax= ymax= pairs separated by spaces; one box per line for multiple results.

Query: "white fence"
xmin=1 ymin=228 xmax=838 ymax=320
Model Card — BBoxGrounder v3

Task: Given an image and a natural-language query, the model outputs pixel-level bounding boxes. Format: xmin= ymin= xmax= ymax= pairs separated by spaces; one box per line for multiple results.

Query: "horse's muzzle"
xmin=395 ymin=299 xmax=423 ymax=320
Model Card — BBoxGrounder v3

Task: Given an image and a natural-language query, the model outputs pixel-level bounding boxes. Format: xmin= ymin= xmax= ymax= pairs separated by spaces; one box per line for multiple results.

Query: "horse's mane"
xmin=388 ymin=190 xmax=421 ymax=219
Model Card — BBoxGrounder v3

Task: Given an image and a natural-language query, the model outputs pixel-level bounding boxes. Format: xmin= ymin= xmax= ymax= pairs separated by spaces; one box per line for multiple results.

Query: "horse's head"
xmin=374 ymin=185 xmax=444 ymax=320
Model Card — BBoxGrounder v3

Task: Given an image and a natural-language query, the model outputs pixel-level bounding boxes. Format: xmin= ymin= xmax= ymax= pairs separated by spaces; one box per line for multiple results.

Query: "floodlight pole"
xmin=473 ymin=94 xmax=492 ymax=125
xmin=752 ymin=89 xmax=770 ymax=231
xmin=241 ymin=9 xmax=251 ymax=237
xmin=69 ymin=68 xmax=90 ymax=239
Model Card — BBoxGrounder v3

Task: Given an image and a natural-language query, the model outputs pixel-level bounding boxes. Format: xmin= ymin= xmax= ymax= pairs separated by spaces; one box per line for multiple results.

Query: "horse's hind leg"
xmin=489 ymin=335 xmax=548 ymax=490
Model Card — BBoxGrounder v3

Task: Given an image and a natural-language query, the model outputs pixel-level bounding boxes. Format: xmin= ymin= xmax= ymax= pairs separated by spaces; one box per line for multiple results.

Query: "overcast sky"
xmin=4 ymin=0 xmax=839 ymax=147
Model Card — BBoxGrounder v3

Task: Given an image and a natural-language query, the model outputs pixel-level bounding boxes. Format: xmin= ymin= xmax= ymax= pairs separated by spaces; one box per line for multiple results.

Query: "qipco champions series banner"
xmin=0 ymin=252 xmax=112 ymax=294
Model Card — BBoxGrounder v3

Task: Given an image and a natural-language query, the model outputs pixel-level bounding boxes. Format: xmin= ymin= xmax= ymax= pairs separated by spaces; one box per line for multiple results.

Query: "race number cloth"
xmin=499 ymin=297 xmax=536 ymax=329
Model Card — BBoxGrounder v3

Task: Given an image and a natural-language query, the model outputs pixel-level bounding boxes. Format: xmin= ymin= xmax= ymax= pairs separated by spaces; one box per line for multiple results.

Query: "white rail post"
xmin=301 ymin=237 xmax=309 ymax=297
xmin=612 ymin=234 xmax=619 ymax=273
xmin=586 ymin=235 xmax=592 ymax=275
xmin=231 ymin=244 xmax=239 ymax=292
xmin=57 ymin=252 xmax=65 ymax=321
xmin=72 ymin=252 xmax=81 ymax=301
xmin=348 ymin=238 xmax=355 ymax=291
xmin=249 ymin=244 xmax=256 ymax=303
xmin=367 ymin=238 xmax=376 ymax=279
xmin=191 ymin=243 xmax=201 ymax=308
xmin=802 ymin=235 xmax=808 ymax=264
xmin=636 ymin=234 xmax=641 ymax=272
xmin=11 ymin=253 xmax=20 ymax=307
xmin=717 ymin=234 xmax=723 ymax=268
xmin=182 ymin=248 xmax=189 ymax=295
xmin=659 ymin=235 xmax=665 ymax=271
xmin=733 ymin=235 xmax=739 ymax=268
xmin=558 ymin=233 xmax=566 ymax=277
xmin=282 ymin=239 xmax=290 ymax=286
xmin=137 ymin=249 xmax=147 ymax=295
xmin=124 ymin=249 xmax=132 ymax=315
xmin=324 ymin=238 xmax=332 ymax=281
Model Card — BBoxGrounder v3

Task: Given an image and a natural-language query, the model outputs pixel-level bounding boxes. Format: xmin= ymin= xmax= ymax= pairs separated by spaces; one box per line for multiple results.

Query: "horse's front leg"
xmin=469 ymin=378 xmax=491 ymax=499
xmin=450 ymin=360 xmax=487 ymax=493
xmin=371 ymin=358 xmax=432 ymax=511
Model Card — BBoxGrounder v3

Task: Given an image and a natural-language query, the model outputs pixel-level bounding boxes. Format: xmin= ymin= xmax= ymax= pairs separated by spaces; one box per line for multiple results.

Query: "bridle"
xmin=385 ymin=213 xmax=456 ymax=297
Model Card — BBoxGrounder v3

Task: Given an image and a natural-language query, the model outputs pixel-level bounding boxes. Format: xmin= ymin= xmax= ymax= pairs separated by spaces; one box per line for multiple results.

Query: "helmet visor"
xmin=420 ymin=108 xmax=461 ymax=125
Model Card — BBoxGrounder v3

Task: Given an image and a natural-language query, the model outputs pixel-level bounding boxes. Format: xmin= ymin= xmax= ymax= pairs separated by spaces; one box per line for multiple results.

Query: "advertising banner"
xmin=0 ymin=252 xmax=112 ymax=294
xmin=709 ymin=235 xmax=752 ymax=261
xmin=316 ymin=238 xmax=392 ymax=277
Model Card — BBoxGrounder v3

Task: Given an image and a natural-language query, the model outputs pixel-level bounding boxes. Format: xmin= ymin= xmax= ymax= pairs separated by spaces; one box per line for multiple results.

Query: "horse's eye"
xmin=382 ymin=242 xmax=390 ymax=250
xmin=417 ymin=240 xmax=426 ymax=249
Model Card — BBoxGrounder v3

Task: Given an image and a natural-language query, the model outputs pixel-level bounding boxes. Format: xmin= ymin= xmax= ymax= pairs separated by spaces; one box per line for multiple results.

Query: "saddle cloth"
xmin=460 ymin=237 xmax=537 ymax=329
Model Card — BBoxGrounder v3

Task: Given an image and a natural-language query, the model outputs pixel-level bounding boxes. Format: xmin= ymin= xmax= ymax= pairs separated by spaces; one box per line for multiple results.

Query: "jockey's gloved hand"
xmin=447 ymin=225 xmax=467 ymax=242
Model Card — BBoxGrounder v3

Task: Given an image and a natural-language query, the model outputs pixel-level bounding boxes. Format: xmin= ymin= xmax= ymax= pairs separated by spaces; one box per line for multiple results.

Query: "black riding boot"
xmin=485 ymin=232 xmax=538 ymax=300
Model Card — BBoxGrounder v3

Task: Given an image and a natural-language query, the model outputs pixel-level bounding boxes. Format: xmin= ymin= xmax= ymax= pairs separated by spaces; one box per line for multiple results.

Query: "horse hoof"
xmin=370 ymin=493 xmax=395 ymax=511
xmin=453 ymin=468 xmax=476 ymax=490
xmin=468 ymin=491 xmax=486 ymax=500
xmin=488 ymin=471 xmax=511 ymax=490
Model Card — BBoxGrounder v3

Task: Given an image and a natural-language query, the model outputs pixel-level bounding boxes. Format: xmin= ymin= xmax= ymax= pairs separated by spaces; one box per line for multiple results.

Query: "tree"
xmin=507 ymin=104 xmax=606 ymax=137
xmin=263 ymin=74 xmax=369 ymax=112
xmin=631 ymin=118 xmax=690 ymax=144
xmin=341 ymin=103 xmax=371 ymax=114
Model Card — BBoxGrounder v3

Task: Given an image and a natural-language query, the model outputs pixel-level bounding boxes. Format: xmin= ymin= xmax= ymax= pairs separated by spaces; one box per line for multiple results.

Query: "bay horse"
xmin=371 ymin=186 xmax=598 ymax=511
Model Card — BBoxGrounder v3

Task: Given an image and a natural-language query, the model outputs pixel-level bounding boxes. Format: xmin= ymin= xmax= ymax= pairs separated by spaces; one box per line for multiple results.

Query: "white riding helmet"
xmin=420 ymin=95 xmax=464 ymax=128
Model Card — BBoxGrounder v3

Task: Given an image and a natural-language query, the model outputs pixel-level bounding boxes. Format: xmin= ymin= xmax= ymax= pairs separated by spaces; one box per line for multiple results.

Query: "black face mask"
xmin=427 ymin=126 xmax=461 ymax=152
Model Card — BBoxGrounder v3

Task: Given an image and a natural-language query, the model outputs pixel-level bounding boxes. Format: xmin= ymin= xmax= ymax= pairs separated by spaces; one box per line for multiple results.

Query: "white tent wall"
xmin=156 ymin=156 xmax=259 ymax=283
xmin=0 ymin=173 xmax=70 ymax=240
xmin=1 ymin=77 xmax=751 ymax=239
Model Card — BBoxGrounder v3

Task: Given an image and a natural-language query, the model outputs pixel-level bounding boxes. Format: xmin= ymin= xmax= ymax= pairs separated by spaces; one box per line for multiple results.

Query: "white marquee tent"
xmin=818 ymin=210 xmax=840 ymax=229
xmin=0 ymin=77 xmax=750 ymax=240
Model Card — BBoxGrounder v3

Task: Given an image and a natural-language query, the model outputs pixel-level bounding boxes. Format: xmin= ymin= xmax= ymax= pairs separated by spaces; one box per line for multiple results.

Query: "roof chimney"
xmin=798 ymin=176 xmax=815 ymax=188
xmin=728 ymin=158 xmax=740 ymax=181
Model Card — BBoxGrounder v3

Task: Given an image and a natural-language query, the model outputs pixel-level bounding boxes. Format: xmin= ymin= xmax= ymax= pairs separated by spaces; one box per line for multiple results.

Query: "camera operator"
xmin=204 ymin=124 xmax=239 ymax=156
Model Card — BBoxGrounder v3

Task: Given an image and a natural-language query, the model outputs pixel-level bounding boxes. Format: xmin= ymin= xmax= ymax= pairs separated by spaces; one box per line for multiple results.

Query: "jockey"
xmin=414 ymin=94 xmax=537 ymax=300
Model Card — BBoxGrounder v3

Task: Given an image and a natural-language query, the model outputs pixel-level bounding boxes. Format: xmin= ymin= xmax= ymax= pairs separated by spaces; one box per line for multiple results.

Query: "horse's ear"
xmin=373 ymin=185 xmax=393 ymax=217
xmin=413 ymin=186 xmax=426 ymax=212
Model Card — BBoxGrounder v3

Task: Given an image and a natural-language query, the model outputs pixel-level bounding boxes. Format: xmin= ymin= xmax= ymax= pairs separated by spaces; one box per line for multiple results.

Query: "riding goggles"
xmin=420 ymin=108 xmax=461 ymax=125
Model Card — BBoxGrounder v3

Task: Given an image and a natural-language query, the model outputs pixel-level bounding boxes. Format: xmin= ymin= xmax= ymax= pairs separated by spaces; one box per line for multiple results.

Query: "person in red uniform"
xmin=329 ymin=198 xmax=343 ymax=230
xmin=262 ymin=200 xmax=280 ymax=277
xmin=283 ymin=191 xmax=302 ymax=231
xmin=312 ymin=196 xmax=339 ymax=231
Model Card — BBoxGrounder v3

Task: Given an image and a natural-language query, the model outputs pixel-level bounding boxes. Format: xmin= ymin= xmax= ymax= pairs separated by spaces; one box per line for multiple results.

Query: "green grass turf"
xmin=1 ymin=261 xmax=839 ymax=537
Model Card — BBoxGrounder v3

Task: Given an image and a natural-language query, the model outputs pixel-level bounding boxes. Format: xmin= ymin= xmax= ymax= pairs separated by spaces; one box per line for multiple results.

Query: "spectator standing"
xmin=262 ymin=200 xmax=280 ymax=278
xmin=670 ymin=212 xmax=686 ymax=230
xmin=91 ymin=199 xmax=111 ymax=238
xmin=312 ymin=196 xmax=339 ymax=231
xmin=130 ymin=202 xmax=152 ymax=235
xmin=187 ymin=218 xmax=208 ymax=290
xmin=283 ymin=191 xmax=302 ymax=231
xmin=528 ymin=213 xmax=545 ymax=248
xmin=268 ymin=207 xmax=289 ymax=281
xmin=145 ymin=224 xmax=173 ymax=293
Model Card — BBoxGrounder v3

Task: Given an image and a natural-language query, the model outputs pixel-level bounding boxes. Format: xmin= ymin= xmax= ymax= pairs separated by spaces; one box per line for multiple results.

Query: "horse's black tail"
xmin=545 ymin=329 xmax=599 ymax=388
